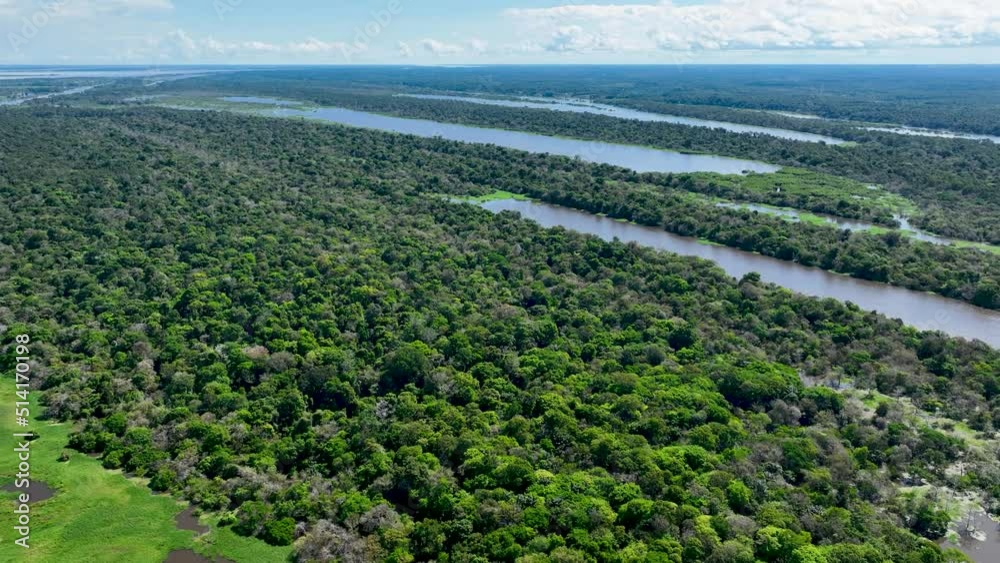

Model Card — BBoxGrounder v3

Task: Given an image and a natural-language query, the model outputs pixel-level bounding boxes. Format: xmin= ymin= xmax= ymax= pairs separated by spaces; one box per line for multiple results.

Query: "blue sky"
xmin=2 ymin=0 xmax=1000 ymax=65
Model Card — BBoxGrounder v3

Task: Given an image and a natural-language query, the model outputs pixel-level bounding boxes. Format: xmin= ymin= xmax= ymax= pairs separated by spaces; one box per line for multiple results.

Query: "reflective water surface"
xmin=716 ymin=202 xmax=878 ymax=233
xmin=0 ymin=67 xmax=227 ymax=81
xmin=943 ymin=510 xmax=1000 ymax=563
xmin=223 ymin=96 xmax=302 ymax=106
xmin=2 ymin=480 xmax=54 ymax=501
xmin=222 ymin=96 xmax=781 ymax=175
xmin=716 ymin=203 xmax=955 ymax=245
xmin=401 ymin=93 xmax=846 ymax=145
xmin=863 ymin=126 xmax=1000 ymax=144
xmin=481 ymin=198 xmax=1000 ymax=348
xmin=0 ymin=85 xmax=98 ymax=106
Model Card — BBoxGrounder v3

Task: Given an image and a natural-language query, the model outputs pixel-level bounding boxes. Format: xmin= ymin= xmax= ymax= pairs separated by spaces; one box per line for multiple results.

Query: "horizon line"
xmin=4 ymin=62 xmax=1000 ymax=68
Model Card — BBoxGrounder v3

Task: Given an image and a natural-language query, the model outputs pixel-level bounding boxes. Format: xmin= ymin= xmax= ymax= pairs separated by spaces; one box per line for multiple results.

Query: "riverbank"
xmin=398 ymin=93 xmax=848 ymax=144
xmin=470 ymin=196 xmax=1000 ymax=347
xmin=133 ymin=95 xmax=1000 ymax=313
xmin=0 ymin=381 xmax=292 ymax=562
xmin=144 ymin=94 xmax=783 ymax=175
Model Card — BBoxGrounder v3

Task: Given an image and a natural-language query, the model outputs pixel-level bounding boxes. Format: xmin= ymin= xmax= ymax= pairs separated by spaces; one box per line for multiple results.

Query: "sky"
xmin=2 ymin=0 xmax=1000 ymax=65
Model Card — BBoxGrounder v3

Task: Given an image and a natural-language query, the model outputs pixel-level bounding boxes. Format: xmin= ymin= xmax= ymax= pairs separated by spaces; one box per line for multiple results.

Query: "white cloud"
xmin=98 ymin=0 xmax=173 ymax=13
xmin=286 ymin=38 xmax=348 ymax=55
xmin=158 ymin=29 xmax=198 ymax=59
xmin=241 ymin=40 xmax=281 ymax=54
xmin=545 ymin=25 xmax=629 ymax=52
xmin=156 ymin=30 xmax=350 ymax=61
xmin=8 ymin=0 xmax=1000 ymax=64
xmin=419 ymin=38 xmax=465 ymax=56
xmin=504 ymin=0 xmax=1000 ymax=53
xmin=419 ymin=38 xmax=490 ymax=57
xmin=467 ymin=38 xmax=489 ymax=54
xmin=0 ymin=0 xmax=172 ymax=21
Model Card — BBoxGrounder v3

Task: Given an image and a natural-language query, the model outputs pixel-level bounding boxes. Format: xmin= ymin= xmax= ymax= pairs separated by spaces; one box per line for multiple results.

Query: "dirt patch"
xmin=3 ymin=480 xmax=55 ymax=502
xmin=176 ymin=506 xmax=209 ymax=535
xmin=164 ymin=549 xmax=235 ymax=563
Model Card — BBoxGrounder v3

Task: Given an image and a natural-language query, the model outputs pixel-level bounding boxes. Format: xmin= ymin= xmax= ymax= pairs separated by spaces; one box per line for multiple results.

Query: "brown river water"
xmin=481 ymin=199 xmax=1000 ymax=348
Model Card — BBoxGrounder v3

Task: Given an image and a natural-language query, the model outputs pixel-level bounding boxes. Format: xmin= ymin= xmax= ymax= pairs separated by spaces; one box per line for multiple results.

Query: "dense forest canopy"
xmin=0 ymin=78 xmax=95 ymax=99
xmin=3 ymin=100 xmax=1000 ymax=562
xmin=142 ymin=69 xmax=1000 ymax=247
xmin=153 ymin=66 xmax=1000 ymax=135
xmin=96 ymin=75 xmax=1000 ymax=311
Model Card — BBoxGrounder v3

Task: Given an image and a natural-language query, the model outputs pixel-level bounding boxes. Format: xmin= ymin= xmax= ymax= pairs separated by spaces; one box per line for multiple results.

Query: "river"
xmin=401 ymin=94 xmax=846 ymax=145
xmin=863 ymin=126 xmax=1000 ymax=144
xmin=716 ymin=202 xmax=881 ymax=233
xmin=409 ymin=95 xmax=1000 ymax=147
xmin=944 ymin=510 xmax=1000 ymax=563
xmin=716 ymin=203 xmax=955 ymax=246
xmin=216 ymin=96 xmax=1000 ymax=345
xmin=221 ymin=97 xmax=781 ymax=175
xmin=0 ymin=84 xmax=98 ymax=106
xmin=0 ymin=67 xmax=229 ymax=81
xmin=480 ymin=199 xmax=1000 ymax=348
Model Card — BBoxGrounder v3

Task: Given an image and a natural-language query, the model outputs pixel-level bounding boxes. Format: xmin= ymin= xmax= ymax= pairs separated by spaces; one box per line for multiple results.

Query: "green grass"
xmin=195 ymin=515 xmax=295 ymax=563
xmin=0 ymin=380 xmax=292 ymax=562
xmin=714 ymin=199 xmax=870 ymax=229
xmin=952 ymin=239 xmax=1000 ymax=255
xmin=160 ymin=96 xmax=1000 ymax=256
xmin=160 ymin=97 xmax=955 ymax=243
xmin=695 ymin=168 xmax=917 ymax=215
xmin=144 ymin=94 xmax=318 ymax=115
xmin=794 ymin=213 xmax=830 ymax=226
xmin=447 ymin=190 xmax=532 ymax=203
xmin=0 ymin=382 xmax=192 ymax=562
xmin=710 ymin=198 xmax=1000 ymax=252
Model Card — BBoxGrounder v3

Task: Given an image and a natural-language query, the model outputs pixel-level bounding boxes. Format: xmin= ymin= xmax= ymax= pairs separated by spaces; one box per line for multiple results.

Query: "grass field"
xmin=139 ymin=94 xmax=315 ymax=113
xmin=695 ymin=168 xmax=917 ymax=215
xmin=196 ymin=516 xmax=294 ymax=563
xmin=433 ymin=189 xmax=533 ymax=204
xmin=0 ymin=379 xmax=292 ymax=562
xmin=952 ymin=239 xmax=1000 ymax=255
xmin=454 ymin=190 xmax=532 ymax=203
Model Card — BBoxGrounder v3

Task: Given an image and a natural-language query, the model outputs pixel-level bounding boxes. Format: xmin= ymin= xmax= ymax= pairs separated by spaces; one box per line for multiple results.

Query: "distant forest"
xmin=146 ymin=68 xmax=1000 ymax=246
xmin=7 ymin=66 xmax=1000 ymax=562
